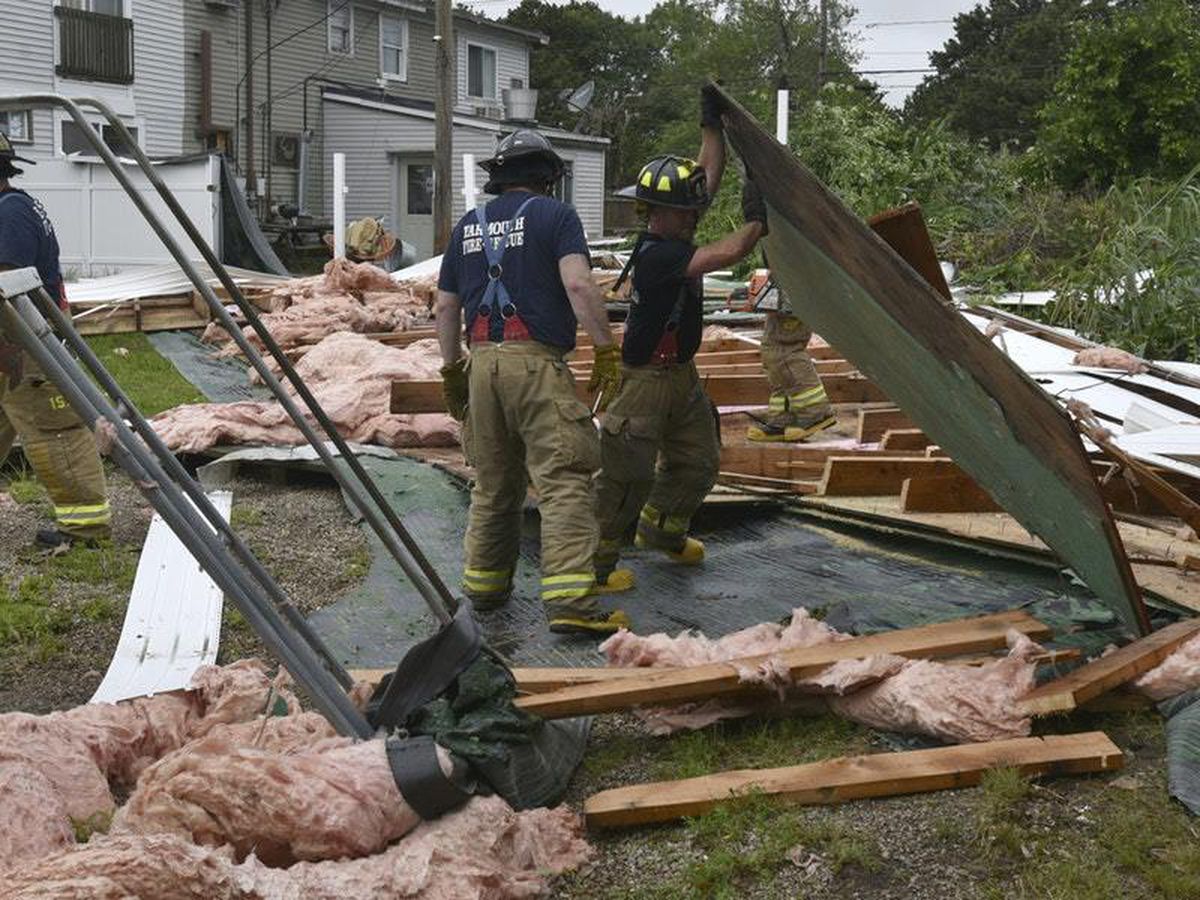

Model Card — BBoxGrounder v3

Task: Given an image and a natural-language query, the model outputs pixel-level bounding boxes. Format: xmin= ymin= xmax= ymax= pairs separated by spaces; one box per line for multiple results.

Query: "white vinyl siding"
xmin=466 ymin=43 xmax=497 ymax=100
xmin=380 ymin=14 xmax=408 ymax=81
xmin=131 ymin=0 xmax=185 ymax=155
xmin=328 ymin=1 xmax=353 ymax=55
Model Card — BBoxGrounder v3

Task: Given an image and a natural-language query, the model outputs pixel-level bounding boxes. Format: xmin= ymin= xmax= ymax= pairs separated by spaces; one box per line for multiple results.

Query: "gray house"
xmin=0 ymin=1 xmax=608 ymax=263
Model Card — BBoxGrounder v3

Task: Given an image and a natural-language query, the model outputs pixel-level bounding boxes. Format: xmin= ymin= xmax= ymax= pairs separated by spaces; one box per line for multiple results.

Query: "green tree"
xmin=904 ymin=0 xmax=1092 ymax=149
xmin=1036 ymin=0 xmax=1200 ymax=187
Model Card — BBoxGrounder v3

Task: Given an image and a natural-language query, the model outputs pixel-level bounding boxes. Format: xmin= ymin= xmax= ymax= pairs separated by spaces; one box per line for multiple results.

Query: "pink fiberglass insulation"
xmin=1072 ymin=346 xmax=1148 ymax=373
xmin=0 ymin=764 xmax=75 ymax=864
xmin=151 ymin=333 xmax=457 ymax=453
xmin=114 ymin=736 xmax=452 ymax=866
xmin=203 ymin=259 xmax=431 ymax=351
xmin=602 ymin=612 xmax=1042 ymax=743
xmin=1134 ymin=632 xmax=1200 ymax=701
xmin=0 ymin=661 xmax=294 ymax=867
xmin=829 ymin=630 xmax=1042 ymax=743
xmin=2 ymin=798 xmax=590 ymax=900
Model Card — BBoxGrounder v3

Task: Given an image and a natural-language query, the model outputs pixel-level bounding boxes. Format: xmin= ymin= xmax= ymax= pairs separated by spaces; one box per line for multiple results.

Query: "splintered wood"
xmin=584 ymin=732 xmax=1124 ymax=828
xmin=514 ymin=610 xmax=1051 ymax=719
xmin=1018 ymin=619 xmax=1200 ymax=716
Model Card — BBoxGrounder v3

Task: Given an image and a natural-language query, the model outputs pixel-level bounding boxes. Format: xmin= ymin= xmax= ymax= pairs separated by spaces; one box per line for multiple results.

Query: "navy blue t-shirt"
xmin=437 ymin=191 xmax=589 ymax=351
xmin=0 ymin=189 xmax=65 ymax=305
xmin=622 ymin=234 xmax=703 ymax=366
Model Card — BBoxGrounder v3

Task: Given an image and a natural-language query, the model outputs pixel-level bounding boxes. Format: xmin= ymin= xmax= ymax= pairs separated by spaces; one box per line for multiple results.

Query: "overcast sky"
xmin=468 ymin=0 xmax=982 ymax=106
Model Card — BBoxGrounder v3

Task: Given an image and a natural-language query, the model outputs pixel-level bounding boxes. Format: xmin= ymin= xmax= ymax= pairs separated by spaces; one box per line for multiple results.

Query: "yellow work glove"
xmin=440 ymin=358 xmax=469 ymax=421
xmin=587 ymin=343 xmax=623 ymax=413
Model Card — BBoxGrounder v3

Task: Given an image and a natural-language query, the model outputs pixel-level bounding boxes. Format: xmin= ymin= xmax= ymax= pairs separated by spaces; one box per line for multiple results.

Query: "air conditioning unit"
xmin=473 ymin=105 xmax=497 ymax=119
xmin=272 ymin=132 xmax=300 ymax=169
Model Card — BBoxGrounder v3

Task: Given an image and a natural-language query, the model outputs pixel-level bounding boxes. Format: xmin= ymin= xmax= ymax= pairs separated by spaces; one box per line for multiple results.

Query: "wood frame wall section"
xmin=711 ymin=82 xmax=1148 ymax=635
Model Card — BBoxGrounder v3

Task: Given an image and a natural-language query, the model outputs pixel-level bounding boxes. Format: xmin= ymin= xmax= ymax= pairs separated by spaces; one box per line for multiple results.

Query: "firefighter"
xmin=435 ymin=129 xmax=633 ymax=636
xmin=594 ymin=88 xmax=766 ymax=580
xmin=745 ymin=271 xmax=836 ymax=442
xmin=0 ymin=133 xmax=112 ymax=549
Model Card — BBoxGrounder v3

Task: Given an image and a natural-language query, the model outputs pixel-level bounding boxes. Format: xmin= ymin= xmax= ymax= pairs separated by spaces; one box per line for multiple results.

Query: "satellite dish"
xmin=566 ymin=80 xmax=595 ymax=113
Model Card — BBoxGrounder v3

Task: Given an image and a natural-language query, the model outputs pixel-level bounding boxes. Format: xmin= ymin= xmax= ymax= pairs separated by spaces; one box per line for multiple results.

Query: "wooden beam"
xmin=514 ymin=610 xmax=1051 ymax=719
xmin=901 ymin=473 xmax=1000 ymax=513
xmin=719 ymin=445 xmax=918 ymax=480
xmin=716 ymin=470 xmax=820 ymax=493
xmin=943 ymin=647 xmax=1081 ymax=667
xmin=856 ymin=407 xmax=913 ymax=443
xmin=584 ymin=732 xmax=1123 ymax=828
xmin=819 ymin=456 xmax=960 ymax=497
xmin=879 ymin=428 xmax=930 ymax=451
xmin=391 ymin=372 xmax=887 ymax=413
xmin=1017 ymin=618 xmax=1200 ymax=716
xmin=350 ymin=665 xmax=648 ymax=695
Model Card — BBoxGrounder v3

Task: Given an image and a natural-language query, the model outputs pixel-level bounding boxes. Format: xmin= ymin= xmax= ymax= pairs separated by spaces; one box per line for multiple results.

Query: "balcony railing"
xmin=55 ymin=6 xmax=134 ymax=85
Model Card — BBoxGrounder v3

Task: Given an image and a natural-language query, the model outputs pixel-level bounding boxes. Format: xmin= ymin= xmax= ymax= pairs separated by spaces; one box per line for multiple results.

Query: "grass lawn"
xmin=84 ymin=333 xmax=206 ymax=415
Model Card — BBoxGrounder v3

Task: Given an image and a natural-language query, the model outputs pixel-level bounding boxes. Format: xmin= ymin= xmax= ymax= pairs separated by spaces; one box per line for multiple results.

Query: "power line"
xmin=861 ymin=18 xmax=953 ymax=28
xmin=239 ymin=0 xmax=353 ymax=90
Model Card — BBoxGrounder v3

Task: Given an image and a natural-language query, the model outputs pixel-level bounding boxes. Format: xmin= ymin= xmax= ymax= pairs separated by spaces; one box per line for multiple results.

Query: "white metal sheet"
xmin=91 ymin=491 xmax=232 ymax=704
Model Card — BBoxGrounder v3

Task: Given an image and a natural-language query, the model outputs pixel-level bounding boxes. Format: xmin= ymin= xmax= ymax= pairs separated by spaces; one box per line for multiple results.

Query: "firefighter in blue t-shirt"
xmin=0 ymin=133 xmax=111 ymax=548
xmin=435 ymin=129 xmax=634 ymax=636
xmin=593 ymin=86 xmax=766 ymax=582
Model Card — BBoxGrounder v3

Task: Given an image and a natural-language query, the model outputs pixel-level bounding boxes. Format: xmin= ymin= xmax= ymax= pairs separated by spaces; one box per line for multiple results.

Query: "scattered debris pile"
xmin=151 ymin=333 xmax=457 ymax=453
xmin=0 ymin=661 xmax=591 ymax=900
xmin=202 ymin=259 xmax=433 ymax=353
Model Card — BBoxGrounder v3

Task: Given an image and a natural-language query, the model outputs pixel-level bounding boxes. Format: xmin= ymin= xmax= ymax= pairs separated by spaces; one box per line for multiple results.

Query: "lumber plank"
xmin=819 ymin=456 xmax=960 ymax=496
xmin=584 ymin=732 xmax=1123 ymax=828
xmin=856 ymin=407 xmax=913 ymax=443
xmin=391 ymin=372 xmax=887 ymax=413
xmin=901 ymin=474 xmax=1000 ymax=513
xmin=349 ymin=666 xmax=648 ymax=694
xmin=515 ymin=610 xmax=1052 ymax=719
xmin=865 ymin=202 xmax=953 ymax=302
xmin=1017 ymin=618 xmax=1200 ymax=715
xmin=713 ymin=84 xmax=1147 ymax=635
xmin=879 ymin=428 xmax=930 ymax=451
xmin=719 ymin=446 xmax=917 ymax=481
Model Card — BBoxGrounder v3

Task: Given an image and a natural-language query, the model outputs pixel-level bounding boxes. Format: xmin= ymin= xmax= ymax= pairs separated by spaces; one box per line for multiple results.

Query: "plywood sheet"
xmin=712 ymin=84 xmax=1148 ymax=635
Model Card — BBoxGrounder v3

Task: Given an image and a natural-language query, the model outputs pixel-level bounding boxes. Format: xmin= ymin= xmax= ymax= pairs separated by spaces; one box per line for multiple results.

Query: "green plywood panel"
xmin=711 ymin=84 xmax=1148 ymax=636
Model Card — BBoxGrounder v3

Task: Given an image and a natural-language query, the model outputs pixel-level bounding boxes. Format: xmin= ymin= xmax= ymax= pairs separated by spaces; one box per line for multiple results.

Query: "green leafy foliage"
xmin=1036 ymin=0 xmax=1200 ymax=187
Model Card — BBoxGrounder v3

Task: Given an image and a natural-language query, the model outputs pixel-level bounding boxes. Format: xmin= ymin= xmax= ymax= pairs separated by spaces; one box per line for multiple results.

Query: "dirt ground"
xmin=1 ymin=463 xmax=1196 ymax=900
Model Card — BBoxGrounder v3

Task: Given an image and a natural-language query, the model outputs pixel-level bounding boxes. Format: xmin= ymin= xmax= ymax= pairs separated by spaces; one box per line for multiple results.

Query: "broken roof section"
xmin=709 ymin=83 xmax=1149 ymax=636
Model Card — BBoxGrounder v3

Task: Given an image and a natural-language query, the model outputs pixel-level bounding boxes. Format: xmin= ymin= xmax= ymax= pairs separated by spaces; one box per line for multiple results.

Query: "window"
xmin=60 ymin=120 xmax=138 ymax=157
xmin=553 ymin=161 xmax=574 ymax=206
xmin=327 ymin=1 xmax=353 ymax=54
xmin=406 ymin=165 xmax=433 ymax=215
xmin=61 ymin=0 xmax=124 ymax=15
xmin=0 ymin=111 xmax=33 ymax=144
xmin=379 ymin=14 xmax=407 ymax=81
xmin=467 ymin=44 xmax=497 ymax=100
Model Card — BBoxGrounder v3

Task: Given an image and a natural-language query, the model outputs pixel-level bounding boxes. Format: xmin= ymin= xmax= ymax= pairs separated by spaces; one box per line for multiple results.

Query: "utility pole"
xmin=817 ymin=0 xmax=828 ymax=92
xmin=244 ymin=0 xmax=257 ymax=198
xmin=433 ymin=0 xmax=454 ymax=254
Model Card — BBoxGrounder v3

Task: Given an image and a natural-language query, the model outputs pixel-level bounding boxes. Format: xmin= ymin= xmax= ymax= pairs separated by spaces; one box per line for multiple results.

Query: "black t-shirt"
xmin=621 ymin=234 xmax=703 ymax=366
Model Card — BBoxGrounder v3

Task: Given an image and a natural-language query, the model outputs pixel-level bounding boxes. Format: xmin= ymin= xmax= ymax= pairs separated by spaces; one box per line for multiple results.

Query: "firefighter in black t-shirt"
xmin=594 ymin=86 xmax=767 ymax=581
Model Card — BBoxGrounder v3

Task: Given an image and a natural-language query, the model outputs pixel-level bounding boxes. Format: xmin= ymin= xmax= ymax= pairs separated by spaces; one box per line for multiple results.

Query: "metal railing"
xmin=55 ymin=7 xmax=134 ymax=85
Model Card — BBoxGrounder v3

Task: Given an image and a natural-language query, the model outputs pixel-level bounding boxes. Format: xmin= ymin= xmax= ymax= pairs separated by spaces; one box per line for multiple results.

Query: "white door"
xmin=396 ymin=156 xmax=435 ymax=260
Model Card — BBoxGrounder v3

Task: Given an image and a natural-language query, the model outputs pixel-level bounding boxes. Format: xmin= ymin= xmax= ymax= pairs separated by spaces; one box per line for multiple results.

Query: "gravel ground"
xmin=0 ymin=464 xmax=365 ymax=713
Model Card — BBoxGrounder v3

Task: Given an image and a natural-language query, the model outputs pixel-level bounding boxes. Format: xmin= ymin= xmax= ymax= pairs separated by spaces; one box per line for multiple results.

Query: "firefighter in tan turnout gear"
xmin=745 ymin=269 xmax=836 ymax=442
xmin=0 ymin=133 xmax=111 ymax=548
xmin=435 ymin=129 xmax=634 ymax=636
xmin=594 ymin=87 xmax=765 ymax=581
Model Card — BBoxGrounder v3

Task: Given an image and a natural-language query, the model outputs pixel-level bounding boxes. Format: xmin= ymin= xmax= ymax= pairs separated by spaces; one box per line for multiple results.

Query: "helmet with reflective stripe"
xmin=479 ymin=128 xmax=566 ymax=195
xmin=615 ymin=156 xmax=709 ymax=211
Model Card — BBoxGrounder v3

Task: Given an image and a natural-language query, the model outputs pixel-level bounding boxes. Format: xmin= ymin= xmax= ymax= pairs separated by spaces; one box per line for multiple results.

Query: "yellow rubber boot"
xmin=635 ymin=533 xmax=705 ymax=565
xmin=591 ymin=567 xmax=636 ymax=595
xmin=548 ymin=609 xmax=632 ymax=636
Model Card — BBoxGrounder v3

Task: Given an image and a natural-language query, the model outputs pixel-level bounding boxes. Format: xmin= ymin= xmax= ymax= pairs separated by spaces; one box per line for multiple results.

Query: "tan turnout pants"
xmin=760 ymin=311 xmax=832 ymax=426
xmin=594 ymin=361 xmax=720 ymax=577
xmin=461 ymin=341 xmax=602 ymax=620
xmin=0 ymin=347 xmax=111 ymax=539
